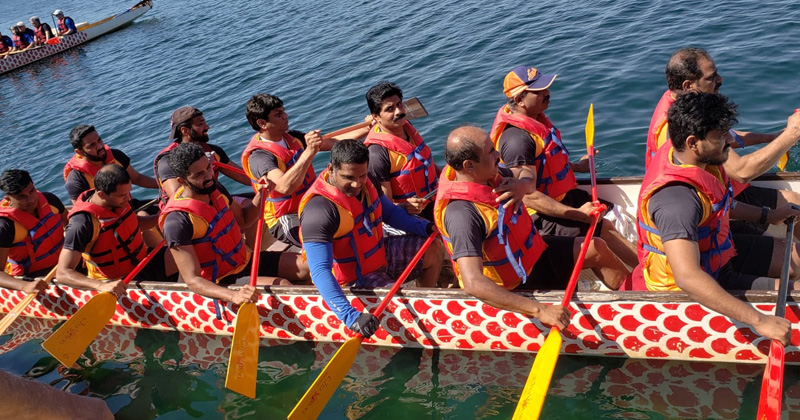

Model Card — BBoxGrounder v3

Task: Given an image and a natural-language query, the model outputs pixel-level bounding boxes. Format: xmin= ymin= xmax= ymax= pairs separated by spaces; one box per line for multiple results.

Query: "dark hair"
xmin=0 ymin=169 xmax=33 ymax=196
xmin=665 ymin=47 xmax=712 ymax=91
xmin=668 ymin=92 xmax=738 ymax=151
xmin=330 ymin=139 xmax=369 ymax=170
xmin=366 ymin=82 xmax=403 ymax=115
xmin=69 ymin=124 xmax=96 ymax=150
xmin=444 ymin=126 xmax=483 ymax=170
xmin=94 ymin=164 xmax=130 ymax=194
xmin=168 ymin=142 xmax=206 ymax=178
xmin=245 ymin=93 xmax=284 ymax=131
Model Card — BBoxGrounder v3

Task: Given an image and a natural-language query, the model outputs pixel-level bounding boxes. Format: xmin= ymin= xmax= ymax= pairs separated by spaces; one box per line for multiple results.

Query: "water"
xmin=3 ymin=0 xmax=800 ymax=418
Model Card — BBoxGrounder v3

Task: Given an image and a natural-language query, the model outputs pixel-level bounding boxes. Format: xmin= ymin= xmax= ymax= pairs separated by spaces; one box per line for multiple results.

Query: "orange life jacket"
xmin=62 ymin=145 xmax=121 ymax=189
xmin=158 ymin=187 xmax=248 ymax=283
xmin=153 ymin=141 xmax=221 ymax=209
xmin=490 ymin=105 xmax=576 ymax=201
xmin=69 ymin=190 xmax=146 ymax=280
xmin=433 ymin=166 xmax=546 ymax=289
xmin=0 ymin=192 xmax=64 ymax=276
xmin=241 ymin=132 xmax=315 ymax=228
xmin=636 ymin=147 xmax=736 ymax=291
xmin=298 ymin=170 xmax=385 ymax=285
xmin=363 ymin=121 xmax=438 ymax=202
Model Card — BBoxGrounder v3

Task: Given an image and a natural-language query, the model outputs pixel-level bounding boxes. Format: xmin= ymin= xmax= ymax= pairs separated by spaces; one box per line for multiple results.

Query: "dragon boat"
xmin=0 ymin=0 xmax=152 ymax=75
xmin=1 ymin=173 xmax=799 ymax=365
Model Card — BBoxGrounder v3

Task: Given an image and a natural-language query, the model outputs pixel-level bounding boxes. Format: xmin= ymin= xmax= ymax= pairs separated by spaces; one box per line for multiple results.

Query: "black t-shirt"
xmin=156 ymin=143 xmax=231 ymax=183
xmin=65 ymin=149 xmax=131 ymax=201
xmin=162 ymin=188 xmax=234 ymax=248
xmin=0 ymin=192 xmax=65 ymax=248
xmin=367 ymin=144 xmax=392 ymax=183
xmin=300 ymin=177 xmax=385 ymax=243
xmin=648 ymin=184 xmax=703 ymax=243
xmin=497 ymin=126 xmax=541 ymax=168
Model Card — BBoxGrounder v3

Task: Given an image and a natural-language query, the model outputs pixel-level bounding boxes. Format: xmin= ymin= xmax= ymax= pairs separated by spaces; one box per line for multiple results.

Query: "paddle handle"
xmin=122 ymin=240 xmax=165 ymax=286
xmin=371 ymin=231 xmax=438 ymax=318
xmin=214 ymin=161 xmax=246 ymax=176
xmin=776 ymin=216 xmax=795 ymax=318
xmin=249 ymin=188 xmax=268 ymax=287
xmin=559 ymin=205 xmax=605 ymax=309
xmin=322 ymin=122 xmax=369 ymax=141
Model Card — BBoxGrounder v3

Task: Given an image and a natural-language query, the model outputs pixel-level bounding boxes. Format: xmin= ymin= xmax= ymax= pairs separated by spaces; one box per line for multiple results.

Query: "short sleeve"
xmin=648 ymin=184 xmax=703 ymax=243
xmin=299 ymin=196 xmax=341 ymax=243
xmin=443 ymin=201 xmax=487 ymax=260
xmin=63 ymin=213 xmax=95 ymax=253
xmin=367 ymin=144 xmax=392 ymax=183
xmin=497 ymin=126 xmax=541 ymax=168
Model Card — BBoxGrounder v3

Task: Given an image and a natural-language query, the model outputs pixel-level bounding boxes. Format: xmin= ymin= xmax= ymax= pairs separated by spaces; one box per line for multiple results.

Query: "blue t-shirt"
xmin=1 ymin=36 xmax=13 ymax=48
xmin=14 ymin=29 xmax=35 ymax=47
xmin=62 ymin=17 xmax=77 ymax=33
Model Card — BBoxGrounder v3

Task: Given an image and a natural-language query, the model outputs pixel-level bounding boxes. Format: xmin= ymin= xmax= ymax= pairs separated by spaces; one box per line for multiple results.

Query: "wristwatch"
xmin=759 ymin=206 xmax=770 ymax=226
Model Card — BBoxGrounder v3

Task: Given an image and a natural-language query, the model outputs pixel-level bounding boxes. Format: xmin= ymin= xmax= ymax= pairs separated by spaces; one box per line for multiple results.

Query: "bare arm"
xmin=218 ymin=161 xmax=252 ymax=186
xmin=511 ymin=165 xmax=594 ymax=222
xmin=126 ymin=165 xmax=159 ymax=189
xmin=733 ymin=129 xmax=780 ymax=147
xmin=267 ymin=131 xmax=321 ymax=195
xmin=169 ymin=245 xmax=257 ymax=304
xmin=55 ymin=248 xmax=125 ymax=294
xmin=136 ymin=213 xmax=159 ymax=231
xmin=723 ymin=113 xmax=800 ymax=182
xmin=0 ymin=248 xmax=47 ymax=293
xmin=663 ymin=238 xmax=790 ymax=345
xmin=457 ymin=256 xmax=570 ymax=329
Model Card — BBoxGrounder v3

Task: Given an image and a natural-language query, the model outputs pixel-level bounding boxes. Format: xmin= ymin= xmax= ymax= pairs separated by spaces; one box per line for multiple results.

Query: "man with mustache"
xmin=646 ymin=47 xmax=800 ymax=239
xmin=637 ymin=92 xmax=800 ymax=345
xmin=362 ymin=82 xmax=444 ymax=287
xmin=160 ymin=143 xmax=308 ymax=305
xmin=64 ymin=124 xmax=158 ymax=205
xmin=154 ymin=107 xmax=251 ymax=209
xmin=491 ymin=65 xmax=638 ymax=269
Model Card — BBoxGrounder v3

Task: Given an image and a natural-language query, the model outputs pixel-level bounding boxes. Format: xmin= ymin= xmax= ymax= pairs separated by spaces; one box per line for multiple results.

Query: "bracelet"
xmin=729 ymin=129 xmax=745 ymax=148
xmin=759 ymin=206 xmax=769 ymax=225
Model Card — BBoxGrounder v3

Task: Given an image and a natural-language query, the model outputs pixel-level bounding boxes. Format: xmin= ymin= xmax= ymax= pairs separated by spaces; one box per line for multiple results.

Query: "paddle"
xmin=42 ymin=240 xmax=165 ymax=367
xmin=755 ymin=213 xmax=796 ymax=419
xmin=0 ymin=266 xmax=57 ymax=335
xmin=320 ymin=97 xmax=429 ymax=140
xmin=512 ymin=103 xmax=605 ymax=420
xmin=288 ymin=231 xmax=439 ymax=420
xmin=224 ymin=187 xmax=268 ymax=398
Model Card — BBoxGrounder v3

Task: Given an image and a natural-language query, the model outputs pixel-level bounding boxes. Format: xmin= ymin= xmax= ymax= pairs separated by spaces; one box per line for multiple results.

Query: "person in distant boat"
xmin=154 ymin=106 xmax=251 ymax=209
xmin=52 ymin=10 xmax=77 ymax=36
xmin=490 ymin=65 xmax=638 ymax=268
xmin=300 ymin=140 xmax=449 ymax=338
xmin=241 ymin=93 xmax=369 ymax=248
xmin=160 ymin=143 xmax=309 ymax=305
xmin=29 ymin=16 xmax=54 ymax=46
xmin=0 ymin=169 xmax=65 ymax=293
xmin=56 ymin=165 xmax=178 ymax=297
xmin=11 ymin=22 xmax=35 ymax=52
xmin=636 ymin=92 xmax=800 ymax=345
xmin=433 ymin=126 xmax=628 ymax=329
xmin=646 ymin=47 xmax=800 ymax=238
xmin=0 ymin=30 xmax=15 ymax=57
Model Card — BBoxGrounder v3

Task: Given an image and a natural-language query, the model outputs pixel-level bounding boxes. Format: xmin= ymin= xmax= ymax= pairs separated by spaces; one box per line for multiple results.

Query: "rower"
xmin=490 ymin=65 xmax=638 ymax=268
xmin=160 ymin=143 xmax=309 ymax=305
xmin=433 ymin=126 xmax=627 ymax=328
xmin=646 ymin=47 xmax=800 ymax=238
xmin=56 ymin=165 xmax=177 ymax=297
xmin=11 ymin=22 xmax=35 ymax=52
xmin=52 ymin=10 xmax=76 ymax=37
xmin=0 ymin=30 xmax=13 ymax=57
xmin=0 ymin=169 xmax=65 ymax=293
xmin=636 ymin=92 xmax=800 ymax=345
xmin=299 ymin=140 xmax=438 ymax=338
xmin=29 ymin=17 xmax=54 ymax=46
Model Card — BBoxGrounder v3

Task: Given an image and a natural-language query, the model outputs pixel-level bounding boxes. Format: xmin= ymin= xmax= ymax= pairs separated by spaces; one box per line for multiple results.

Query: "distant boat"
xmin=0 ymin=0 xmax=152 ymax=75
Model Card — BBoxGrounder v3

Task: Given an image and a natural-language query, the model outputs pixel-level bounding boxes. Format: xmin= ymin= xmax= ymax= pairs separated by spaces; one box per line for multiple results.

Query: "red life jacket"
xmin=489 ymin=105 xmax=576 ymax=201
xmin=69 ymin=190 xmax=146 ymax=280
xmin=12 ymin=33 xmax=30 ymax=49
xmin=62 ymin=145 xmax=120 ymax=189
xmin=363 ymin=121 xmax=438 ymax=202
xmin=241 ymin=132 xmax=315 ymax=228
xmin=153 ymin=141 xmax=221 ymax=209
xmin=33 ymin=25 xmax=48 ymax=45
xmin=0 ymin=192 xmax=64 ymax=276
xmin=57 ymin=17 xmax=71 ymax=34
xmin=635 ymin=147 xmax=736 ymax=291
xmin=433 ymin=166 xmax=546 ymax=290
xmin=0 ymin=37 xmax=10 ymax=53
xmin=298 ymin=170 xmax=385 ymax=285
xmin=158 ymin=187 xmax=248 ymax=283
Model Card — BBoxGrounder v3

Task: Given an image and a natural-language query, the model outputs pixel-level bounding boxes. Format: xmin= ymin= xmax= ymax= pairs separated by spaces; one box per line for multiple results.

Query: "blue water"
xmin=3 ymin=0 xmax=800 ymax=418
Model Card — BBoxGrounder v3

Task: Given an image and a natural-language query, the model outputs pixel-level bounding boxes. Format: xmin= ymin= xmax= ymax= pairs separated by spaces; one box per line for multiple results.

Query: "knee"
xmin=424 ymin=238 xmax=445 ymax=260
xmin=586 ymin=237 xmax=611 ymax=264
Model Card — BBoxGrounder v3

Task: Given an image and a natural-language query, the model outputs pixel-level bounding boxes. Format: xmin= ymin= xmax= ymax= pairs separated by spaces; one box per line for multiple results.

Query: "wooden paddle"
xmin=512 ymin=103 xmax=605 ymax=419
xmin=0 ymin=266 xmax=57 ymax=335
xmin=288 ymin=231 xmax=439 ymax=420
xmin=42 ymin=240 xmax=165 ymax=367
xmin=321 ymin=97 xmax=429 ymax=140
xmin=755 ymin=213 xmax=796 ymax=419
xmin=224 ymin=188 xmax=268 ymax=398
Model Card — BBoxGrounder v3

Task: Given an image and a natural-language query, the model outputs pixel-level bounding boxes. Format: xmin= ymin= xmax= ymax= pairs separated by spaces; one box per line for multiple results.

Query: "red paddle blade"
xmin=756 ymin=340 xmax=786 ymax=419
xmin=46 ymin=38 xmax=60 ymax=45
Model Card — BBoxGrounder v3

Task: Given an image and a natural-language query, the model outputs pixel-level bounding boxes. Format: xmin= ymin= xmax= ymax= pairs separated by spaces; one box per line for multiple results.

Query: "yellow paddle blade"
xmin=288 ymin=336 xmax=364 ymax=420
xmin=778 ymin=151 xmax=789 ymax=172
xmin=0 ymin=266 xmax=58 ymax=335
xmin=41 ymin=292 xmax=118 ymax=367
xmin=585 ymin=103 xmax=594 ymax=149
xmin=512 ymin=329 xmax=563 ymax=420
xmin=224 ymin=302 xmax=260 ymax=398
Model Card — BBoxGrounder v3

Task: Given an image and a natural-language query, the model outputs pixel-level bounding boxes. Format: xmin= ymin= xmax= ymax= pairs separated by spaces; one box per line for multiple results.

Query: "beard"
xmin=186 ymin=178 xmax=216 ymax=195
xmin=698 ymin=146 xmax=730 ymax=166
xmin=189 ymin=128 xmax=209 ymax=143
xmin=85 ymin=148 xmax=107 ymax=162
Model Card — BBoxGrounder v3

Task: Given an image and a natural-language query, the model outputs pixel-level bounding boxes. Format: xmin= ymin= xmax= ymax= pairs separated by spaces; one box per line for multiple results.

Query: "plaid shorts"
xmin=354 ymin=235 xmax=426 ymax=287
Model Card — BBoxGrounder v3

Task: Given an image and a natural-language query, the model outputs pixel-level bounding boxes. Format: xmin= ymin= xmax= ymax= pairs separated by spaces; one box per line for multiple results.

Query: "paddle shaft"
xmin=371 ymin=231 xmax=438 ymax=319
xmin=248 ymin=190 xmax=268 ymax=287
xmin=0 ymin=266 xmax=58 ymax=334
xmin=121 ymin=240 xmax=165 ymax=286
xmin=775 ymin=217 xmax=795 ymax=318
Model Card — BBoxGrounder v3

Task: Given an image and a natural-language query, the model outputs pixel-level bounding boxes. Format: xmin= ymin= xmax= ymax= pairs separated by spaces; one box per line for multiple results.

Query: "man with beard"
xmin=64 ymin=124 xmax=158 ymax=205
xmin=57 ymin=165 xmax=178 ymax=296
xmin=491 ymin=65 xmax=638 ymax=268
xmin=636 ymin=92 xmax=800 ymax=345
xmin=646 ymin=47 xmax=800 ymax=238
xmin=160 ymin=143 xmax=309 ymax=305
xmin=154 ymin=106 xmax=251 ymax=209
xmin=0 ymin=169 xmax=65 ymax=293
